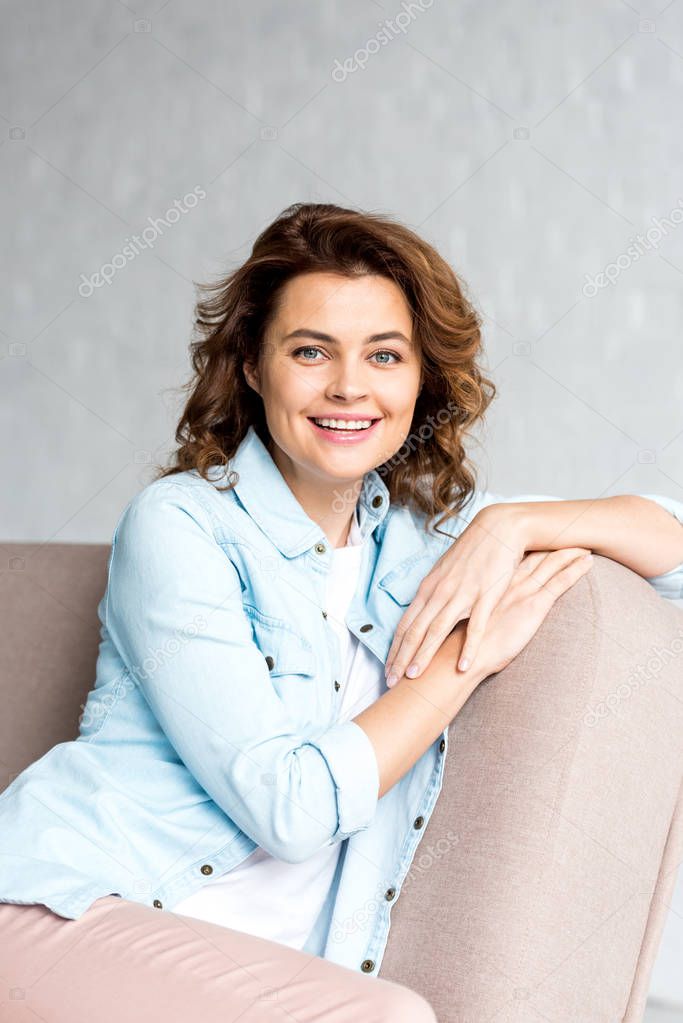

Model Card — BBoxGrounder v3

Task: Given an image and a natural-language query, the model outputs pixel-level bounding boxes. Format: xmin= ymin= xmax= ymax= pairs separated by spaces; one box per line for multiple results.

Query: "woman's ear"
xmin=243 ymin=361 xmax=260 ymax=395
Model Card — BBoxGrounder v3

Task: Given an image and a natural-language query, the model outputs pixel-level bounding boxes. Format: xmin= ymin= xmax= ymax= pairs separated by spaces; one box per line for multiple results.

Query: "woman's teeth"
xmin=312 ymin=418 xmax=374 ymax=431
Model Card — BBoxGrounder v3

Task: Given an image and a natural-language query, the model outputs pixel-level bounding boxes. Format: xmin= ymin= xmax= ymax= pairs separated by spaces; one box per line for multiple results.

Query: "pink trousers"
xmin=0 ymin=894 xmax=437 ymax=1022
xmin=1 ymin=556 xmax=682 ymax=1022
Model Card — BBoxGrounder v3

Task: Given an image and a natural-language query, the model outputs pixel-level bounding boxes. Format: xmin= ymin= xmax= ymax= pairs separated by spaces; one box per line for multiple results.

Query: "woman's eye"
xmin=293 ymin=346 xmax=323 ymax=361
xmin=292 ymin=346 xmax=401 ymax=365
xmin=372 ymin=350 xmax=401 ymax=364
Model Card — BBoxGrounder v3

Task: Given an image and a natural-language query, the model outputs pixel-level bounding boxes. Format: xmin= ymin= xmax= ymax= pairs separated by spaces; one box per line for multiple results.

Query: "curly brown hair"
xmin=153 ymin=201 xmax=496 ymax=538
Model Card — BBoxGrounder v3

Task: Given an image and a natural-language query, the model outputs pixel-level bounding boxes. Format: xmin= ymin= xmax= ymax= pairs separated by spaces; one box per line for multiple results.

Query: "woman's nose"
xmin=325 ymin=362 xmax=368 ymax=401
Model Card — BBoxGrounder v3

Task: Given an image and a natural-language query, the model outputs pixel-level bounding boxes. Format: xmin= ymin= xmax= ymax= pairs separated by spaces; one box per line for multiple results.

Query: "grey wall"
xmin=2 ymin=0 xmax=682 ymax=1008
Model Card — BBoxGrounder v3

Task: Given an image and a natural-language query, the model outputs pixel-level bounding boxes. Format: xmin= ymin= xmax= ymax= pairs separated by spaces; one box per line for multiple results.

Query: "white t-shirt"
xmin=171 ymin=506 xmax=385 ymax=948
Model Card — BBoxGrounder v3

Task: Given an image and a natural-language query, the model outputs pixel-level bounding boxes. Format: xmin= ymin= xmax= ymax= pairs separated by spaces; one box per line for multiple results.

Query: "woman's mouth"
xmin=307 ymin=416 xmax=382 ymax=443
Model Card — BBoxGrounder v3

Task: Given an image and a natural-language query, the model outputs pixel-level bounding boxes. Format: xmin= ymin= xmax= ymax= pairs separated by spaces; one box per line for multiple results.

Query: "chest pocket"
xmin=243 ymin=605 xmax=316 ymax=679
xmin=378 ymin=550 xmax=435 ymax=607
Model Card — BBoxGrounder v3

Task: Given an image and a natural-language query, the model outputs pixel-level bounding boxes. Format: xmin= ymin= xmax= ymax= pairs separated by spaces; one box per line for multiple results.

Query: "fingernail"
xmin=458 ymin=657 xmax=470 ymax=671
xmin=406 ymin=663 xmax=419 ymax=678
xmin=582 ymin=554 xmax=593 ymax=561
xmin=386 ymin=672 xmax=398 ymax=688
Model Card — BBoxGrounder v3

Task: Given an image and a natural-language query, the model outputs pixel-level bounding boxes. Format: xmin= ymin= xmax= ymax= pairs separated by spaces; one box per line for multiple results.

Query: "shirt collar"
xmin=212 ymin=424 xmax=393 ymax=559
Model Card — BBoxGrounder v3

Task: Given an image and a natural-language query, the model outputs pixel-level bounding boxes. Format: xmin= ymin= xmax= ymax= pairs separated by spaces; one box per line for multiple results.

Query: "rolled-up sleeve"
xmin=635 ymin=492 xmax=683 ymax=603
xmin=104 ymin=481 xmax=379 ymax=864
xmin=306 ymin=720 xmax=380 ymax=837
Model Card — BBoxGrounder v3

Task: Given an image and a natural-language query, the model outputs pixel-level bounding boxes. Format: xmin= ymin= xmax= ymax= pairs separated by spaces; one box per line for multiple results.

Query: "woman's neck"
xmin=267 ymin=436 xmax=363 ymax=548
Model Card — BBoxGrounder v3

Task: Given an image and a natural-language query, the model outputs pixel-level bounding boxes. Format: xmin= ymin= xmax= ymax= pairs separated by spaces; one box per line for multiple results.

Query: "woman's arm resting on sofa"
xmin=479 ymin=492 xmax=683 ymax=594
xmin=383 ymin=489 xmax=683 ymax=688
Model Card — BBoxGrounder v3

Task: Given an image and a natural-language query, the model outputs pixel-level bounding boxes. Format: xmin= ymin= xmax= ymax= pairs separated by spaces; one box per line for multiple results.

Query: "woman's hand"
xmin=385 ymin=504 xmax=531 ymax=687
xmin=464 ymin=547 xmax=594 ymax=679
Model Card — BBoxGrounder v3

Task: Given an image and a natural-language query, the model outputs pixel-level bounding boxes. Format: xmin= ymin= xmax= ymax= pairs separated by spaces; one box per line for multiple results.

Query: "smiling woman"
xmin=164 ymin=202 xmax=497 ymax=550
xmin=1 ymin=201 xmax=682 ymax=1023
xmin=242 ymin=271 xmax=426 ymax=521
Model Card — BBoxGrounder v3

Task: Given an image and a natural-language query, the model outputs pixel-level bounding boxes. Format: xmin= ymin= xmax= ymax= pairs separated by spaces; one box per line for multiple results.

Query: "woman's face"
xmin=244 ymin=271 xmax=423 ymax=490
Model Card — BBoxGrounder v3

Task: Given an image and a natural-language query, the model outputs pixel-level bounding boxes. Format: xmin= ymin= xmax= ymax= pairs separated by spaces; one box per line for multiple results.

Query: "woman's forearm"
xmin=499 ymin=495 xmax=683 ymax=579
xmin=353 ymin=624 xmax=486 ymax=799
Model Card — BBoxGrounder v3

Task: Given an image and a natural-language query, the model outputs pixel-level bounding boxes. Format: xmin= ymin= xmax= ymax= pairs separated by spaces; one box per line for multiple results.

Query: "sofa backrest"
xmin=0 ymin=542 xmax=110 ymax=794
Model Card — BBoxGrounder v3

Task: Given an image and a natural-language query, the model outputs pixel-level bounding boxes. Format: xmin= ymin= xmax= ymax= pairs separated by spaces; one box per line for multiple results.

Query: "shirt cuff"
xmin=306 ymin=719 xmax=380 ymax=838
xmin=636 ymin=493 xmax=683 ymax=600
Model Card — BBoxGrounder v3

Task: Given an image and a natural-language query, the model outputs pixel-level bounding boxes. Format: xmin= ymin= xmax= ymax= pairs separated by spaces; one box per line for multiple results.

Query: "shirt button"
xmin=314 ymin=542 xmax=326 ymax=554
xmin=439 ymin=738 xmax=446 ymax=753
xmin=384 ymin=887 xmax=396 ymax=901
xmin=265 ymin=655 xmax=275 ymax=671
xmin=200 ymin=864 xmax=213 ymax=875
xmin=153 ymin=899 xmax=163 ymax=909
xmin=371 ymin=495 xmax=383 ymax=508
xmin=361 ymin=959 xmax=375 ymax=973
xmin=359 ymin=623 xmax=373 ymax=633
xmin=334 ymin=680 xmax=341 ymax=691
xmin=413 ymin=815 xmax=425 ymax=829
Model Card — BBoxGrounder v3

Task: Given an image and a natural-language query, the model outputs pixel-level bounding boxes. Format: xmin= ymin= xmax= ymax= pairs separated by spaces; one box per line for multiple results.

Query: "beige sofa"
xmin=1 ymin=544 xmax=682 ymax=1021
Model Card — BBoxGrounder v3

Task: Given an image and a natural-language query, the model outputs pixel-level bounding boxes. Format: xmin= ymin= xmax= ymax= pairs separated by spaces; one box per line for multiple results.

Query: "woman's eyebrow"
xmin=282 ymin=328 xmax=413 ymax=346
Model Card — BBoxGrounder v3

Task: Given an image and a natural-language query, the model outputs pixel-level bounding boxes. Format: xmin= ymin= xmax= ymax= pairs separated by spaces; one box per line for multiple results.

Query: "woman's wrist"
xmin=413 ymin=622 xmax=491 ymax=700
xmin=387 ymin=622 xmax=488 ymax=705
xmin=475 ymin=502 xmax=532 ymax=556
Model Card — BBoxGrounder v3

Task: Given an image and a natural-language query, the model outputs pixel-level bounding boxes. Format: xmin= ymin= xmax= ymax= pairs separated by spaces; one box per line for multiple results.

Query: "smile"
xmin=307 ymin=417 xmax=382 ymax=443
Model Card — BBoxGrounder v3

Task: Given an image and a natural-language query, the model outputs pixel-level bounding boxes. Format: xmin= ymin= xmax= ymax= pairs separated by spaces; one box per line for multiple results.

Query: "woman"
xmin=1 ymin=202 xmax=681 ymax=1022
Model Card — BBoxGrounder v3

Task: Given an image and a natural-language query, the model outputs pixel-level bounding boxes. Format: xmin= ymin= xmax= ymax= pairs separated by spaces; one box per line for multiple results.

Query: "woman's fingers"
xmin=456 ymin=597 xmax=497 ymax=672
xmin=386 ymin=550 xmax=594 ymax=686
xmin=513 ymin=550 xmax=551 ymax=576
xmin=526 ymin=547 xmax=592 ymax=589
xmin=529 ymin=549 xmax=593 ymax=601
xmin=385 ymin=598 xmax=471 ymax=687
xmin=384 ymin=602 xmax=424 ymax=679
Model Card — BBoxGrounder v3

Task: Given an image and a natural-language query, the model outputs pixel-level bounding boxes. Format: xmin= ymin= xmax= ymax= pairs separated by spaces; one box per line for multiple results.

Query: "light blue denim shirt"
xmin=1 ymin=423 xmax=682 ymax=975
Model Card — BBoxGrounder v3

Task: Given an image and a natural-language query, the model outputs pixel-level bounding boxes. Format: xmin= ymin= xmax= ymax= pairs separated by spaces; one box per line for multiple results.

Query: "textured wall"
xmin=2 ymin=0 xmax=682 ymax=1007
